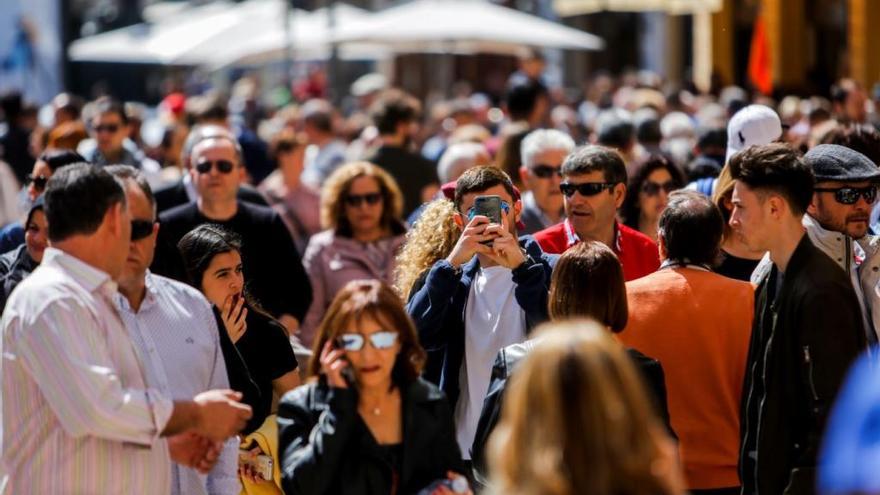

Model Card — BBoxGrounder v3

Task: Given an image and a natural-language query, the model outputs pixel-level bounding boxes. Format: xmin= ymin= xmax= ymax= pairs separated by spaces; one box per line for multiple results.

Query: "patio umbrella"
xmin=552 ymin=0 xmax=722 ymax=17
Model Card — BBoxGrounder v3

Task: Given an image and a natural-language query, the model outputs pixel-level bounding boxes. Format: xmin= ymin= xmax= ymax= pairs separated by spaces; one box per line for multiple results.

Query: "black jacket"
xmin=740 ymin=235 xmax=866 ymax=495
xmin=470 ymin=340 xmax=673 ymax=488
xmin=405 ymin=236 xmax=557 ymax=409
xmin=278 ymin=378 xmax=465 ymax=495
xmin=0 ymin=245 xmax=38 ymax=313
xmin=153 ymin=179 xmax=268 ymax=214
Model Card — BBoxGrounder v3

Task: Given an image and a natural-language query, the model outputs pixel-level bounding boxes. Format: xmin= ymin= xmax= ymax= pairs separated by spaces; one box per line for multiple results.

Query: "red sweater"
xmin=533 ymin=220 xmax=660 ymax=281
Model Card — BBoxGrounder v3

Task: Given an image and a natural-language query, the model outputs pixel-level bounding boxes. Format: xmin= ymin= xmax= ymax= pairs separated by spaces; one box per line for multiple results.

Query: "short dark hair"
xmin=453 ymin=166 xmax=517 ymax=211
xmin=44 ymin=163 xmax=126 ymax=242
xmin=302 ymin=99 xmax=334 ymax=134
xmin=658 ymin=190 xmax=723 ymax=266
xmin=561 ymin=145 xmax=627 ymax=184
xmin=38 ymin=149 xmax=86 ymax=173
xmin=504 ymin=78 xmax=548 ymax=122
xmin=621 ymin=155 xmax=685 ymax=230
xmin=595 ymin=109 xmax=635 ymax=150
xmin=548 ymin=241 xmax=628 ymax=332
xmin=820 ymin=124 xmax=880 ymax=166
xmin=91 ymin=97 xmax=128 ymax=125
xmin=105 ymin=165 xmax=156 ymax=216
xmin=728 ymin=143 xmax=814 ymax=216
xmin=370 ymin=89 xmax=420 ymax=135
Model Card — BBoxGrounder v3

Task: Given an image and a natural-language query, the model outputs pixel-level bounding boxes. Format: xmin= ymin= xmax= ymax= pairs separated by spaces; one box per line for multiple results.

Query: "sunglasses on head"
xmin=25 ymin=174 xmax=49 ymax=191
xmin=814 ymin=185 xmax=878 ymax=205
xmin=642 ymin=180 xmax=677 ymax=197
xmin=530 ymin=164 xmax=562 ymax=179
xmin=131 ymin=219 xmax=155 ymax=241
xmin=94 ymin=124 xmax=120 ymax=134
xmin=336 ymin=331 xmax=398 ymax=351
xmin=559 ymin=182 xmax=617 ymax=198
xmin=344 ymin=192 xmax=383 ymax=207
xmin=195 ymin=159 xmax=235 ymax=174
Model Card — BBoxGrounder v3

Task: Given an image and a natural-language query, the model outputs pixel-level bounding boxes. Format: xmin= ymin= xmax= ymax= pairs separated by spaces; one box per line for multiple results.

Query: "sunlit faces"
xmin=562 ymin=170 xmax=625 ymax=242
xmin=27 ymin=160 xmax=52 ymax=202
xmin=190 ymin=139 xmax=244 ymax=205
xmin=92 ymin=112 xmax=127 ymax=155
xmin=638 ymin=168 xmax=675 ymax=223
xmin=338 ymin=315 xmax=401 ymax=389
xmin=120 ymin=181 xmax=159 ymax=280
xmin=729 ymin=181 xmax=773 ymax=253
xmin=201 ymin=250 xmax=245 ymax=308
xmin=809 ymin=181 xmax=876 ymax=239
xmin=344 ymin=176 xmax=385 ymax=237
xmin=521 ymin=148 xmax=567 ymax=215
xmin=24 ymin=210 xmax=48 ymax=263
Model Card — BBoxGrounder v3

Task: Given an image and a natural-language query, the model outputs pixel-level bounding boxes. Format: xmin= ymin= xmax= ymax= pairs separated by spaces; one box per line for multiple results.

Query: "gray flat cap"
xmin=804 ymin=144 xmax=880 ymax=182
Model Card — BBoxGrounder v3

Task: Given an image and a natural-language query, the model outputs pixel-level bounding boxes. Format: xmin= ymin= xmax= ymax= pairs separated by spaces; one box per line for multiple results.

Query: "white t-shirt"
xmin=454 ymin=265 xmax=527 ymax=458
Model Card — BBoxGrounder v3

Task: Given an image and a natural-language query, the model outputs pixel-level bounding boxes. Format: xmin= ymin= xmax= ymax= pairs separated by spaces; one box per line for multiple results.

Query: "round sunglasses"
xmin=814 ymin=186 xmax=878 ymax=205
xmin=336 ymin=331 xmax=398 ymax=351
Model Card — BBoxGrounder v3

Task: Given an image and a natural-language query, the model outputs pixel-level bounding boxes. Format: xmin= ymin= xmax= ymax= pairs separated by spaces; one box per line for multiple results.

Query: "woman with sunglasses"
xmin=299 ymin=162 xmax=408 ymax=348
xmin=279 ymin=279 xmax=470 ymax=495
xmin=621 ymin=155 xmax=685 ymax=243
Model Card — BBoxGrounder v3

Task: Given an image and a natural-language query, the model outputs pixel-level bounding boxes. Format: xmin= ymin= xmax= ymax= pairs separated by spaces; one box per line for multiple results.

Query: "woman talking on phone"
xmin=278 ymin=279 xmax=470 ymax=495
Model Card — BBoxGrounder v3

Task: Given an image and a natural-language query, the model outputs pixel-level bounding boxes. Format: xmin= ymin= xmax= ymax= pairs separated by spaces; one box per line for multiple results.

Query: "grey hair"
xmin=437 ymin=142 xmax=489 ymax=183
xmin=520 ymin=129 xmax=575 ymax=169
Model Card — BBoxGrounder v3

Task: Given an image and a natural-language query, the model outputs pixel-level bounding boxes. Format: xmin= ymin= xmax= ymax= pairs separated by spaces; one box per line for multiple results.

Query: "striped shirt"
xmin=114 ymin=272 xmax=240 ymax=495
xmin=0 ymin=248 xmax=172 ymax=494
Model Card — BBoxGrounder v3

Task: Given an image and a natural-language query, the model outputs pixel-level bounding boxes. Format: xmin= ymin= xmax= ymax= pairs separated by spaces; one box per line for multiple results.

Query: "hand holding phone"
xmin=319 ymin=340 xmax=350 ymax=389
xmin=239 ymin=448 xmax=273 ymax=482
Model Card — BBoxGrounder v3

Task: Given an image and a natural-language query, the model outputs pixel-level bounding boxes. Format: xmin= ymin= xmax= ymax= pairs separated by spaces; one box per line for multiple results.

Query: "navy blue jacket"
xmin=405 ymin=235 xmax=556 ymax=408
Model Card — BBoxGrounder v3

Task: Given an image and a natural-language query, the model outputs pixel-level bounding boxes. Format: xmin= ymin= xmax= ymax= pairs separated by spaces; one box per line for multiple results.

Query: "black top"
xmin=153 ymin=179 xmax=269 ymax=214
xmin=0 ymin=245 xmax=38 ymax=313
xmin=365 ymin=145 xmax=438 ymax=217
xmin=715 ymin=250 xmax=761 ymax=282
xmin=212 ymin=307 xmax=263 ymax=434
xmin=151 ymin=200 xmax=312 ymax=322
xmin=235 ymin=308 xmax=299 ymax=433
xmin=279 ymin=378 xmax=464 ymax=495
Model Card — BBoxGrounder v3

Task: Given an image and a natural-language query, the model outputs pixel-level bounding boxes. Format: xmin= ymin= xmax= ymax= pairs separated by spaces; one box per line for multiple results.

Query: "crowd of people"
xmin=2 ymin=58 xmax=880 ymax=495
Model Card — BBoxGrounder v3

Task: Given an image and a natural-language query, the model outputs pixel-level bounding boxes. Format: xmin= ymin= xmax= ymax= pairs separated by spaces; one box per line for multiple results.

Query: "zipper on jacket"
xmin=746 ymin=303 xmax=777 ymax=495
xmin=803 ymin=346 xmax=820 ymax=402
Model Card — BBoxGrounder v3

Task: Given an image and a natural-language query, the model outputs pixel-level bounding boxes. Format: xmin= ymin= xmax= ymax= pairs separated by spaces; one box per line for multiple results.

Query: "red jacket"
xmin=533 ymin=219 xmax=660 ymax=281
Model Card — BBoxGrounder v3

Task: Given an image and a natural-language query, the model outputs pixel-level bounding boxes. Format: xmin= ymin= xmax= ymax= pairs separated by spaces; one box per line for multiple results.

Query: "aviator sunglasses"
xmin=559 ymin=182 xmax=618 ymax=198
xmin=814 ymin=185 xmax=878 ymax=205
xmin=195 ymin=159 xmax=235 ymax=174
xmin=336 ymin=331 xmax=399 ymax=351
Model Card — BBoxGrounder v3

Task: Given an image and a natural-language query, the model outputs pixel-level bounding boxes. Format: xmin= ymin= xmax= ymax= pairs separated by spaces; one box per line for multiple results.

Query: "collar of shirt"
xmin=564 ymin=219 xmax=622 ymax=253
xmin=42 ymin=247 xmax=118 ymax=298
xmin=804 ymin=213 xmax=865 ymax=265
xmin=114 ymin=271 xmax=160 ymax=314
xmin=659 ymin=259 xmax=711 ymax=272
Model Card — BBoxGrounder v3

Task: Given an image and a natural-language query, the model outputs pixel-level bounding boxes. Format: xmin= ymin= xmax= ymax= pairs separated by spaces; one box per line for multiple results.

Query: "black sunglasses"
xmin=642 ymin=180 xmax=677 ymax=197
xmin=344 ymin=192 xmax=383 ymax=207
xmin=25 ymin=174 xmax=49 ymax=191
xmin=814 ymin=186 xmax=878 ymax=205
xmin=530 ymin=164 xmax=562 ymax=179
xmin=131 ymin=219 xmax=155 ymax=241
xmin=195 ymin=159 xmax=235 ymax=174
xmin=559 ymin=182 xmax=617 ymax=198
xmin=94 ymin=124 xmax=121 ymax=134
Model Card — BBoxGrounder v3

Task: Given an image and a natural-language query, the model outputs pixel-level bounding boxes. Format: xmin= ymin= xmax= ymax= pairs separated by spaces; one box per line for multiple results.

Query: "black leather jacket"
xmin=0 ymin=244 xmax=38 ymax=313
xmin=279 ymin=378 xmax=465 ymax=495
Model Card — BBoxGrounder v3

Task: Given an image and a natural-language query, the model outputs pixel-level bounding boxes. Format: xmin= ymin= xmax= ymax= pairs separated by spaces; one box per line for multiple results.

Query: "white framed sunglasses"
xmin=337 ymin=331 xmax=399 ymax=351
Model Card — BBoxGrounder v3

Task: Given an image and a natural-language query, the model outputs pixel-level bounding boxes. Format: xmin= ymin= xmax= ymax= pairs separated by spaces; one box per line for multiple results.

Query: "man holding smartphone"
xmin=406 ymin=166 xmax=556 ymax=467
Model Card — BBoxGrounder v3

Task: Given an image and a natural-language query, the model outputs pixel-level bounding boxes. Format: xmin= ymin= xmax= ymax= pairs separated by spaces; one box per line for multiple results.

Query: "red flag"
xmin=748 ymin=13 xmax=773 ymax=95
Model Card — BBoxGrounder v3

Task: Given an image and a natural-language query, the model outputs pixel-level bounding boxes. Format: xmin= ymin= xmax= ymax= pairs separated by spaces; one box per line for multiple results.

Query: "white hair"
xmin=520 ymin=129 xmax=575 ymax=169
xmin=437 ymin=142 xmax=489 ymax=183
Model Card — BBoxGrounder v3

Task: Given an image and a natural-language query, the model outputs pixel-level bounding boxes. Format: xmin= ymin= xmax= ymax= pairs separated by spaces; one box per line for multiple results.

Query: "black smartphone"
xmin=473 ymin=195 xmax=503 ymax=225
xmin=334 ymin=337 xmax=358 ymax=389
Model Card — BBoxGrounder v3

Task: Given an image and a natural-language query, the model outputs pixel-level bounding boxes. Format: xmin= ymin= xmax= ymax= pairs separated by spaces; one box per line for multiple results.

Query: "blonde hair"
xmin=488 ymin=320 xmax=678 ymax=495
xmin=393 ymin=199 xmax=461 ymax=301
xmin=320 ymin=161 xmax=404 ymax=234
xmin=712 ymin=164 xmax=735 ymax=240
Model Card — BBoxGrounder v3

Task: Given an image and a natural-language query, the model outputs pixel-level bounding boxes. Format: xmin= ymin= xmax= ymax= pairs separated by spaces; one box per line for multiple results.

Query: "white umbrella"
xmin=552 ymin=0 xmax=722 ymax=17
xmin=332 ymin=0 xmax=604 ymax=55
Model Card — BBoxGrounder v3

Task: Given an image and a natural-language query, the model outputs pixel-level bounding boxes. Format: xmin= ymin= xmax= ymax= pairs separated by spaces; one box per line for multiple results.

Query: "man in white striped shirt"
xmin=109 ymin=165 xmax=241 ymax=495
xmin=0 ymin=164 xmax=252 ymax=494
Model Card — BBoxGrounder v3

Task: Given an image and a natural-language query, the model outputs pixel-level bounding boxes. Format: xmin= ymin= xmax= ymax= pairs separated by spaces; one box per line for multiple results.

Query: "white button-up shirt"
xmin=114 ymin=272 xmax=240 ymax=495
xmin=1 ymin=248 xmax=173 ymax=494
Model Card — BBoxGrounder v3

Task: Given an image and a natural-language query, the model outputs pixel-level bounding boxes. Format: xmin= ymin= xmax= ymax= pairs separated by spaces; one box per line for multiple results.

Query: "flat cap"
xmin=804 ymin=144 xmax=880 ymax=182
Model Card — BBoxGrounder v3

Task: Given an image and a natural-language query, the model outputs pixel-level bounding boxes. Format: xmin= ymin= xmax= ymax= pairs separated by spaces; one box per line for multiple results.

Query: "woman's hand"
xmin=430 ymin=471 xmax=472 ymax=495
xmin=238 ymin=445 xmax=267 ymax=484
xmin=320 ymin=340 xmax=350 ymax=389
xmin=221 ymin=294 xmax=248 ymax=344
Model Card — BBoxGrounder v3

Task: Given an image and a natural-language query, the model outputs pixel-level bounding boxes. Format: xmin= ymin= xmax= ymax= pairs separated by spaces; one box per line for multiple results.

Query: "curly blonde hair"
xmin=393 ymin=199 xmax=461 ymax=301
xmin=320 ymin=161 xmax=404 ymax=235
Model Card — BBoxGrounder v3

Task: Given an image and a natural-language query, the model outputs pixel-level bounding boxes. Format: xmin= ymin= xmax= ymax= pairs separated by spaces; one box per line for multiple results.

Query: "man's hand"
xmin=484 ymin=220 xmax=526 ymax=269
xmin=168 ymin=432 xmax=222 ymax=474
xmin=193 ymin=390 xmax=252 ymax=441
xmin=446 ymin=216 xmax=494 ymax=268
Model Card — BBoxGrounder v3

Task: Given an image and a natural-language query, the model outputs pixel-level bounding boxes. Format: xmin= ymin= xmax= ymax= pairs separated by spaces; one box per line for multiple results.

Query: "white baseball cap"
xmin=725 ymin=104 xmax=783 ymax=162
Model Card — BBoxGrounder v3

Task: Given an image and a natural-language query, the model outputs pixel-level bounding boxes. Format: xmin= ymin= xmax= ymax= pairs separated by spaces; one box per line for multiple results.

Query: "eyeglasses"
xmin=344 ymin=192 xmax=383 ymax=207
xmin=195 ymin=159 xmax=235 ymax=174
xmin=25 ymin=174 xmax=49 ymax=191
xmin=94 ymin=124 xmax=121 ymax=134
xmin=336 ymin=331 xmax=399 ymax=351
xmin=642 ymin=180 xmax=677 ymax=197
xmin=559 ymin=182 xmax=617 ymax=198
xmin=814 ymin=186 xmax=878 ymax=205
xmin=466 ymin=200 xmax=511 ymax=221
xmin=530 ymin=164 xmax=562 ymax=179
xmin=131 ymin=219 xmax=155 ymax=241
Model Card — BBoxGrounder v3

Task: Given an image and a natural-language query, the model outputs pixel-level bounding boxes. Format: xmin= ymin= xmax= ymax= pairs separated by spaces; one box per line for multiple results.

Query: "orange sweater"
xmin=620 ymin=268 xmax=754 ymax=490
